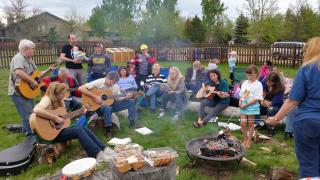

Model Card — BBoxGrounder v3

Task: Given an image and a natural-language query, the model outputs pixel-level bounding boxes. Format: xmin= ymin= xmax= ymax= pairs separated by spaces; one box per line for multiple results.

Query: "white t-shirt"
xmin=85 ymin=78 xmax=121 ymax=95
xmin=240 ymin=80 xmax=263 ymax=102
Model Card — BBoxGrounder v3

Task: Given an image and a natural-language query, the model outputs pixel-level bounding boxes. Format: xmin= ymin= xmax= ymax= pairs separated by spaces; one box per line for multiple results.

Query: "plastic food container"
xmin=144 ymin=147 xmax=178 ymax=167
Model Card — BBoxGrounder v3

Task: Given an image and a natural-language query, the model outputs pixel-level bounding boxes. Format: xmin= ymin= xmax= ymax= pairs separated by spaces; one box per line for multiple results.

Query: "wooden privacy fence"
xmin=0 ymin=41 xmax=102 ymax=68
xmin=0 ymin=42 xmax=304 ymax=68
xmin=149 ymin=44 xmax=304 ymax=68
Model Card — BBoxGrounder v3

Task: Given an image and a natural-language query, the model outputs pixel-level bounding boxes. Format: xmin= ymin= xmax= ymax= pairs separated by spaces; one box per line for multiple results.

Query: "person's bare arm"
xmin=266 ymin=99 xmax=299 ymax=125
xmin=78 ymin=85 xmax=103 ymax=104
xmin=33 ymin=106 xmax=64 ymax=124
xmin=60 ymin=53 xmax=74 ymax=62
xmin=15 ymin=69 xmax=38 ymax=88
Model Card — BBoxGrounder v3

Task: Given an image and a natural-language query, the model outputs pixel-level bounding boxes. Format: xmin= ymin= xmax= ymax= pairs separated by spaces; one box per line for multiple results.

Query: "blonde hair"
xmin=152 ymin=63 xmax=161 ymax=74
xmin=167 ymin=66 xmax=184 ymax=90
xmin=303 ymin=37 xmax=320 ymax=65
xmin=45 ymin=82 xmax=67 ymax=109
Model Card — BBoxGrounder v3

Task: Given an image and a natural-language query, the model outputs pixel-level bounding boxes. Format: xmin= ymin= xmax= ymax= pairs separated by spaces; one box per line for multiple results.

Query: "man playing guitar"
xmin=8 ymin=39 xmax=39 ymax=136
xmin=79 ymin=71 xmax=138 ymax=139
xmin=41 ymin=67 xmax=82 ymax=111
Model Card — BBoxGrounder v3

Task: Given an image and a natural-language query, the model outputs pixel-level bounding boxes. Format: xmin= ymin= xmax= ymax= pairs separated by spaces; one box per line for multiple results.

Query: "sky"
xmin=0 ymin=0 xmax=319 ymax=23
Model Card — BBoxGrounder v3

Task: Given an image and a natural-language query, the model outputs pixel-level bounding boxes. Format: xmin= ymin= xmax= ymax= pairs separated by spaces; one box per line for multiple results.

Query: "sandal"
xmin=192 ymin=121 xmax=200 ymax=128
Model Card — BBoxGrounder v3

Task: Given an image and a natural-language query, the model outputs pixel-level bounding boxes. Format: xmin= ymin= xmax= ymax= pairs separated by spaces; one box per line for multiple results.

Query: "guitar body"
xmin=195 ymin=86 xmax=214 ymax=100
xmin=82 ymin=88 xmax=115 ymax=111
xmin=29 ymin=107 xmax=71 ymax=141
xmin=17 ymin=70 xmax=42 ymax=99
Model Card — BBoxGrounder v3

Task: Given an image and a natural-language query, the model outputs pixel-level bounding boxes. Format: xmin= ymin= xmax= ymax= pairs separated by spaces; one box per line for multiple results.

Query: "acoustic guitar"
xmin=82 ymin=88 xmax=143 ymax=111
xmin=15 ymin=59 xmax=62 ymax=99
xmin=196 ymin=83 xmax=217 ymax=100
xmin=195 ymin=83 xmax=229 ymax=100
xmin=29 ymin=105 xmax=88 ymax=141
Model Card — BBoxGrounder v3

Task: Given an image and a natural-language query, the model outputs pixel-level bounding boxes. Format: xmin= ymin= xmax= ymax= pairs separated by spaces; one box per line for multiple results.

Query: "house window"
xmin=38 ymin=25 xmax=41 ymax=32
xmin=42 ymin=25 xmax=45 ymax=32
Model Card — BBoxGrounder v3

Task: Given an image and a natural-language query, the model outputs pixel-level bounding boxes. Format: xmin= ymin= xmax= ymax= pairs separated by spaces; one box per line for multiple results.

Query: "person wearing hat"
xmin=87 ymin=43 xmax=112 ymax=81
xmin=228 ymin=51 xmax=237 ymax=84
xmin=79 ymin=71 xmax=138 ymax=139
xmin=136 ymin=44 xmax=152 ymax=89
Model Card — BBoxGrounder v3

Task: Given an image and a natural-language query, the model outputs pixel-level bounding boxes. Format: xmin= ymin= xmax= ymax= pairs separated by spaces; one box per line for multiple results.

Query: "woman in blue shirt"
xmin=261 ymin=72 xmax=285 ymax=137
xmin=117 ymin=66 xmax=138 ymax=92
xmin=266 ymin=37 xmax=320 ymax=178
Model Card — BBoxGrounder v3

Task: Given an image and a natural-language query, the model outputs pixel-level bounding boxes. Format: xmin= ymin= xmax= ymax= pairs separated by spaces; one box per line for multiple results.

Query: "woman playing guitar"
xmin=193 ymin=69 xmax=230 ymax=128
xmin=32 ymin=82 xmax=109 ymax=162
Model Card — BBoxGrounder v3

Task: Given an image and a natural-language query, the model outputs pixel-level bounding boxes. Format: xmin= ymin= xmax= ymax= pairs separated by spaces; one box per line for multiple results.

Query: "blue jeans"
xmin=293 ymin=119 xmax=320 ymax=178
xmin=10 ymin=95 xmax=34 ymax=136
xmin=96 ymin=99 xmax=137 ymax=127
xmin=198 ymin=99 xmax=227 ymax=124
xmin=185 ymin=81 xmax=202 ymax=95
xmin=64 ymin=96 xmax=82 ymax=111
xmin=285 ymin=108 xmax=296 ymax=133
xmin=160 ymin=92 xmax=185 ymax=113
xmin=146 ymin=85 xmax=162 ymax=110
xmin=53 ymin=126 xmax=105 ymax=158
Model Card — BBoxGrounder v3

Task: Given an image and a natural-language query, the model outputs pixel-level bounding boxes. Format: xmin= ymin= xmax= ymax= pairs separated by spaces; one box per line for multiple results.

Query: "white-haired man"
xmin=8 ymin=39 xmax=38 ymax=136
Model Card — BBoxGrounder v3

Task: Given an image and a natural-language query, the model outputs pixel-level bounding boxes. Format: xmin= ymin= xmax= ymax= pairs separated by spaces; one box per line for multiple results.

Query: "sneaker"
xmin=96 ymin=149 xmax=114 ymax=163
xmin=158 ymin=110 xmax=165 ymax=118
xmin=104 ymin=127 xmax=113 ymax=140
xmin=129 ymin=121 xmax=136 ymax=129
xmin=173 ymin=113 xmax=180 ymax=121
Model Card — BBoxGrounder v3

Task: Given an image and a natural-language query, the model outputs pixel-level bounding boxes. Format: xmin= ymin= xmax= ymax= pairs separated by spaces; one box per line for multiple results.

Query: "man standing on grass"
xmin=60 ymin=34 xmax=85 ymax=85
xmin=8 ymin=39 xmax=38 ymax=136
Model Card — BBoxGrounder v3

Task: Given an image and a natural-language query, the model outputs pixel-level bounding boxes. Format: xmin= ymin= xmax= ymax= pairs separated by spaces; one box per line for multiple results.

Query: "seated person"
xmin=193 ymin=69 xmax=230 ymax=128
xmin=207 ymin=59 xmax=219 ymax=70
xmin=259 ymin=60 xmax=273 ymax=81
xmin=185 ymin=60 xmax=205 ymax=96
xmin=260 ymin=72 xmax=285 ymax=137
xmin=127 ymin=60 xmax=137 ymax=79
xmin=41 ymin=67 xmax=82 ymax=111
xmin=117 ymin=66 xmax=138 ymax=92
xmin=33 ymin=82 xmax=108 ymax=162
xmin=87 ymin=43 xmax=112 ymax=81
xmin=158 ymin=67 xmax=187 ymax=121
xmin=144 ymin=63 xmax=167 ymax=113
xmin=78 ymin=71 xmax=137 ymax=139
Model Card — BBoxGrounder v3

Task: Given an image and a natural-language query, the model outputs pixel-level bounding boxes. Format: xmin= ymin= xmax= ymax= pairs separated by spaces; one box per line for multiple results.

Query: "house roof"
xmin=1 ymin=11 xmax=68 ymax=30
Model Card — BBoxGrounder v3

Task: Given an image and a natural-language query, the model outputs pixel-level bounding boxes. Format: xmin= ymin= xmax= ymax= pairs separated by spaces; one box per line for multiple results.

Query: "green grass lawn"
xmin=0 ymin=61 xmax=299 ymax=179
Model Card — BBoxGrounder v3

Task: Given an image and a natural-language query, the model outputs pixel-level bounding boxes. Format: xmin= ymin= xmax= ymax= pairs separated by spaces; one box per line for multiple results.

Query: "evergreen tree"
xmin=234 ymin=13 xmax=249 ymax=44
xmin=184 ymin=15 xmax=205 ymax=43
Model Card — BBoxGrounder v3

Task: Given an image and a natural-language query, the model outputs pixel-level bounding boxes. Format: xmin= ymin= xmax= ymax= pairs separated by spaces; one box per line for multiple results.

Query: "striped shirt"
xmin=144 ymin=74 xmax=167 ymax=89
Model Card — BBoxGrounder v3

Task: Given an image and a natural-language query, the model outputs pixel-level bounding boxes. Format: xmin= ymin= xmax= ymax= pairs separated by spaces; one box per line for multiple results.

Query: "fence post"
xmin=292 ymin=46 xmax=297 ymax=68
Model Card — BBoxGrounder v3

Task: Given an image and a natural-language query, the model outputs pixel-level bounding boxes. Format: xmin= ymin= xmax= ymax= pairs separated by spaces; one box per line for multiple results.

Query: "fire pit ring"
xmin=185 ymin=136 xmax=246 ymax=170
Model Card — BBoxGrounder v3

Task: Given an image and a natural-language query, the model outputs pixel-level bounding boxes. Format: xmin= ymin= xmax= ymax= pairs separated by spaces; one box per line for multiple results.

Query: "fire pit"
xmin=185 ymin=132 xmax=246 ymax=170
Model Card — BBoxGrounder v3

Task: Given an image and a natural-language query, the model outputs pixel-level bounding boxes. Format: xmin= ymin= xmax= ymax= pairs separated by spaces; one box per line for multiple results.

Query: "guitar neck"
xmin=37 ymin=59 xmax=61 ymax=82
xmin=62 ymin=108 xmax=83 ymax=120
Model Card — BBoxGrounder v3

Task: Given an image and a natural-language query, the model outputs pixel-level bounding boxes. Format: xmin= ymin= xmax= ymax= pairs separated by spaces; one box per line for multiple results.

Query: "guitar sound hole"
xmin=101 ymin=94 xmax=108 ymax=101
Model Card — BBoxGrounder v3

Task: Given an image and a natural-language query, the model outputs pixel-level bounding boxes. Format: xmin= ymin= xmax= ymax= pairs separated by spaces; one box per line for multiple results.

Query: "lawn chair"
xmin=234 ymin=67 xmax=247 ymax=84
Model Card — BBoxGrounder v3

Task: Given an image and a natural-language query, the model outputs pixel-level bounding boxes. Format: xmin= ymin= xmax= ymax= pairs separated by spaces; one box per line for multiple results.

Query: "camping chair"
xmin=233 ymin=67 xmax=247 ymax=84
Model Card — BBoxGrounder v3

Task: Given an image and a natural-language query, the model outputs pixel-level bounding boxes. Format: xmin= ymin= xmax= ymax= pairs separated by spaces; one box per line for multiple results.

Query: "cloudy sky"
xmin=0 ymin=0 xmax=319 ymax=23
